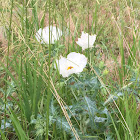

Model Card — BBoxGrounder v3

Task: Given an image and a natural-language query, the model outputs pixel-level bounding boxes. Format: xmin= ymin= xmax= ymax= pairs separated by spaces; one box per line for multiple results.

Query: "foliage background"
xmin=0 ymin=0 xmax=140 ymax=140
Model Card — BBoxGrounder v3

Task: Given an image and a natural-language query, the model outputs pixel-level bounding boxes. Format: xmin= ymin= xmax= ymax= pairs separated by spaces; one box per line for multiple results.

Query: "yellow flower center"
xmin=67 ymin=66 xmax=73 ymax=70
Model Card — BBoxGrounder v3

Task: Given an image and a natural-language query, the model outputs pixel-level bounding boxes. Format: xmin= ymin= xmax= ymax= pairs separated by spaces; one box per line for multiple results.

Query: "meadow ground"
xmin=0 ymin=0 xmax=140 ymax=139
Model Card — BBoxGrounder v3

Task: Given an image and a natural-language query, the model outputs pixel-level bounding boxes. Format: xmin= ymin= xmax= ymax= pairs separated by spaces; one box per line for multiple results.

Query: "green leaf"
xmin=110 ymin=113 xmax=121 ymax=140
xmin=84 ymin=96 xmax=97 ymax=117
xmin=0 ymin=129 xmax=8 ymax=140
xmin=8 ymin=108 xmax=29 ymax=140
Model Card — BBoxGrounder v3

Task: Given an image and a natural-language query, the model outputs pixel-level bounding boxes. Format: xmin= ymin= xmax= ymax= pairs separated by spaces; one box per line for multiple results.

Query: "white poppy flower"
xmin=35 ymin=26 xmax=62 ymax=44
xmin=76 ymin=31 xmax=96 ymax=50
xmin=55 ymin=52 xmax=87 ymax=77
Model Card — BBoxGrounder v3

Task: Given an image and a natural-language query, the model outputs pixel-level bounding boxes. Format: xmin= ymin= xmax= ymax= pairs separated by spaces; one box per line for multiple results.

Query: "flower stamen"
xmin=67 ymin=66 xmax=73 ymax=70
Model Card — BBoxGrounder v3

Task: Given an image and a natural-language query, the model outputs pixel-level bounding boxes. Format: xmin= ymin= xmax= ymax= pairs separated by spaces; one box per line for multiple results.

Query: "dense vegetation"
xmin=0 ymin=0 xmax=140 ymax=139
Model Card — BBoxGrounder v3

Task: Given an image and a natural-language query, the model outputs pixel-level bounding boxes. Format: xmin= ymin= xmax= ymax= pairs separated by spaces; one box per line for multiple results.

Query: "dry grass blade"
xmin=24 ymin=42 xmax=80 ymax=139
xmin=89 ymin=62 xmax=134 ymax=140
xmin=50 ymin=85 xmax=80 ymax=140
xmin=110 ymin=13 xmax=138 ymax=67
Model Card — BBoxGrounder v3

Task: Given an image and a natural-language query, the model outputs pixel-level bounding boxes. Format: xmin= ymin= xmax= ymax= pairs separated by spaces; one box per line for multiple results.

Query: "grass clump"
xmin=0 ymin=0 xmax=139 ymax=140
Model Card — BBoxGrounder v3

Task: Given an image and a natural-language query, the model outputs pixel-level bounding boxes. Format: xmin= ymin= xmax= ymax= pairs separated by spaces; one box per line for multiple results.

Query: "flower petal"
xmin=35 ymin=28 xmax=44 ymax=44
xmin=76 ymin=32 xmax=96 ymax=50
xmin=54 ymin=52 xmax=87 ymax=77
xmin=35 ymin=26 xmax=62 ymax=44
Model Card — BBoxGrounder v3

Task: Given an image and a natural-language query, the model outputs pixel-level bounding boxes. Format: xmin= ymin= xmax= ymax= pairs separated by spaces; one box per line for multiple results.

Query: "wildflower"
xmin=76 ymin=31 xmax=96 ymax=50
xmin=55 ymin=52 xmax=87 ymax=77
xmin=35 ymin=26 xmax=62 ymax=44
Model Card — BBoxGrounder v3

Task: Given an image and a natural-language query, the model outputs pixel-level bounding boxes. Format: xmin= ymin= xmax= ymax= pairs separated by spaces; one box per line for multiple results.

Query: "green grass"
xmin=0 ymin=0 xmax=140 ymax=140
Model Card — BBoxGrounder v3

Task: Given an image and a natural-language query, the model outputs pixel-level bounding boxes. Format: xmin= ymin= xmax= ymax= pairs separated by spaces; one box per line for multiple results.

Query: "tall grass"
xmin=0 ymin=0 xmax=139 ymax=140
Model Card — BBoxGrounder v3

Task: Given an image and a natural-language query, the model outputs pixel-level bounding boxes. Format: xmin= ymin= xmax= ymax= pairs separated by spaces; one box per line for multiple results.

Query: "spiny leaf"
xmin=84 ymin=96 xmax=97 ymax=117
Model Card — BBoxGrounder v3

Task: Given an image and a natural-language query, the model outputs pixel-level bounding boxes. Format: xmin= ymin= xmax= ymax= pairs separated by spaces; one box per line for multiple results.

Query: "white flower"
xmin=55 ymin=52 xmax=87 ymax=77
xmin=35 ymin=26 xmax=62 ymax=44
xmin=76 ymin=31 xmax=96 ymax=50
